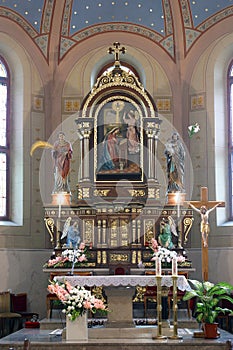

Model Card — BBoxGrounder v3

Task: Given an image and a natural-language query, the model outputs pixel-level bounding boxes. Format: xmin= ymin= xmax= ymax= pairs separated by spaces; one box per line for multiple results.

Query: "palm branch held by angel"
xmin=30 ymin=132 xmax=73 ymax=193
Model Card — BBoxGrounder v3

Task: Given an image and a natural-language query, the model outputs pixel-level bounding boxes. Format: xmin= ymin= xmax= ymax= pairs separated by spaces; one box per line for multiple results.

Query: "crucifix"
xmin=108 ymin=42 xmax=126 ymax=67
xmin=187 ymin=187 xmax=225 ymax=281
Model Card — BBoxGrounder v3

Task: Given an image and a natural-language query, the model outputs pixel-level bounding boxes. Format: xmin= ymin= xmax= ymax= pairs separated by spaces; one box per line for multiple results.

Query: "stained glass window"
xmin=0 ymin=57 xmax=9 ymax=219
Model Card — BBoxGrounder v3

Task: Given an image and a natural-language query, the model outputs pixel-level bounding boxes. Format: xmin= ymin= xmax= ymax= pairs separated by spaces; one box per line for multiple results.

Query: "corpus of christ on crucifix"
xmin=186 ymin=187 xmax=225 ymax=281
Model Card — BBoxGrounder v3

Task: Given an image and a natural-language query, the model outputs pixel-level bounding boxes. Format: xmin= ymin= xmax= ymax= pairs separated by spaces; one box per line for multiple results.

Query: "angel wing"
xmin=168 ymin=216 xmax=178 ymax=236
xmin=30 ymin=140 xmax=54 ymax=156
xmin=61 ymin=217 xmax=72 ymax=240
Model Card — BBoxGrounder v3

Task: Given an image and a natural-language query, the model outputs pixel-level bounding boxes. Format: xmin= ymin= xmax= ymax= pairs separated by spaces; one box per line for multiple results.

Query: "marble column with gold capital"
xmin=75 ymin=118 xmax=94 ymax=182
xmin=144 ymin=118 xmax=162 ymax=180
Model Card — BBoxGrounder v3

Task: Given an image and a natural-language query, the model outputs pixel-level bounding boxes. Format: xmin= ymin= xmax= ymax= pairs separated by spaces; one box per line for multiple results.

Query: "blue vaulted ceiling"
xmin=1 ymin=0 xmax=233 ymax=35
xmin=1 ymin=0 xmax=233 ymax=60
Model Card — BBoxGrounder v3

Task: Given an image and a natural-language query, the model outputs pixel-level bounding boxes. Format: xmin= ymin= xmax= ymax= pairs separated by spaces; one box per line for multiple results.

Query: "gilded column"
xmin=136 ymin=219 xmax=141 ymax=245
xmin=97 ymin=219 xmax=102 ymax=247
xmin=132 ymin=219 xmax=136 ymax=243
xmin=102 ymin=219 xmax=107 ymax=246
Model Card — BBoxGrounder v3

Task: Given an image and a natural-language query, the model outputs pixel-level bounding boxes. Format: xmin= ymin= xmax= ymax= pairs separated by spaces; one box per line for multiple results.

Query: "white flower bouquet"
xmin=43 ymin=242 xmax=88 ymax=268
xmin=48 ymin=280 xmax=108 ymax=321
xmin=151 ymin=246 xmax=177 ymax=263
xmin=151 ymin=243 xmax=186 ymax=264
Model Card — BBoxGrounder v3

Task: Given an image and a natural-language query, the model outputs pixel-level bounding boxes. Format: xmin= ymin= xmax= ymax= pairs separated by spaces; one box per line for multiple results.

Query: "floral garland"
xmin=43 ymin=242 xmax=88 ymax=268
xmin=48 ymin=280 xmax=109 ymax=321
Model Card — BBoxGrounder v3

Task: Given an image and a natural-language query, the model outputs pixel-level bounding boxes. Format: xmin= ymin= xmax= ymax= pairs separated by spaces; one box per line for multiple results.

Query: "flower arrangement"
xmin=151 ymin=246 xmax=178 ymax=263
xmin=43 ymin=242 xmax=88 ymax=268
xmin=188 ymin=122 xmax=200 ymax=138
xmin=48 ymin=280 xmax=109 ymax=321
xmin=150 ymin=238 xmax=186 ymax=264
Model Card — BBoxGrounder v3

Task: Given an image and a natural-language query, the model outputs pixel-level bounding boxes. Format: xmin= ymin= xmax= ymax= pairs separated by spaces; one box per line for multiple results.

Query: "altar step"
xmin=39 ymin=309 xmax=199 ymax=332
xmin=39 ymin=319 xmax=199 ymax=339
xmin=88 ymin=326 xmax=198 ymax=339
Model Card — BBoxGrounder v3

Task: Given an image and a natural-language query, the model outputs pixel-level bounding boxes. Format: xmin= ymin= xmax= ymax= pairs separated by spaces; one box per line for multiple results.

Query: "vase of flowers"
xmin=150 ymin=239 xmax=186 ymax=268
xmin=66 ymin=311 xmax=88 ymax=341
xmin=48 ymin=280 xmax=108 ymax=340
xmin=43 ymin=242 xmax=88 ymax=269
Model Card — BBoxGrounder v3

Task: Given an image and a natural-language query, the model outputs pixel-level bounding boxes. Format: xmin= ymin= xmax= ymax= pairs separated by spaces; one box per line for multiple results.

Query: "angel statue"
xmin=30 ymin=131 xmax=73 ymax=194
xmin=61 ymin=217 xmax=81 ymax=248
xmin=158 ymin=216 xmax=178 ymax=249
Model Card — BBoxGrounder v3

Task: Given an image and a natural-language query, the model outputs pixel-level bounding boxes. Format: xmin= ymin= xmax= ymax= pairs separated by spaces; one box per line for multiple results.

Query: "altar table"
xmin=55 ymin=275 xmax=191 ymax=327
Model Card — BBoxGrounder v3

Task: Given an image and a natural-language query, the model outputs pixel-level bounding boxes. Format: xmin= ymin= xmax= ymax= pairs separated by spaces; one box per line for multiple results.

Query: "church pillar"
xmin=75 ymin=118 xmax=94 ymax=182
xmin=83 ymin=131 xmax=91 ymax=180
xmin=97 ymin=219 xmax=102 ymax=247
xmin=154 ymin=130 xmax=160 ymax=181
xmin=132 ymin=219 xmax=136 ymax=243
xmin=136 ymin=219 xmax=141 ymax=245
xmin=146 ymin=129 xmax=154 ymax=179
xmin=144 ymin=118 xmax=162 ymax=181
xmin=77 ymin=132 xmax=84 ymax=182
xmin=102 ymin=219 xmax=107 ymax=246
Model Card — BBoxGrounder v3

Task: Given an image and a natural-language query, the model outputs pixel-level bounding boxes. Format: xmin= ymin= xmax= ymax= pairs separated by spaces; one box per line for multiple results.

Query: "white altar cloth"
xmin=54 ymin=275 xmax=191 ymax=327
xmin=55 ymin=275 xmax=191 ymax=291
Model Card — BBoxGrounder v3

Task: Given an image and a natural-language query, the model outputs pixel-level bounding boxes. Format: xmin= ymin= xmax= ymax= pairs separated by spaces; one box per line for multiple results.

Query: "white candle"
xmin=172 ymin=257 xmax=178 ymax=276
xmin=176 ymin=192 xmax=181 ymax=218
xmin=58 ymin=203 xmax=61 ymax=218
xmin=155 ymin=257 xmax=162 ymax=276
xmin=177 ymin=203 xmax=180 ymax=218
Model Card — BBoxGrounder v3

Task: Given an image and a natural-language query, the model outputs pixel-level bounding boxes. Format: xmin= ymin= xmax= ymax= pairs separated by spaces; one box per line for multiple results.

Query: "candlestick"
xmin=168 ymin=276 xmax=182 ymax=340
xmin=172 ymin=257 xmax=178 ymax=276
xmin=155 ymin=257 xmax=161 ymax=276
xmin=153 ymin=275 xmax=167 ymax=339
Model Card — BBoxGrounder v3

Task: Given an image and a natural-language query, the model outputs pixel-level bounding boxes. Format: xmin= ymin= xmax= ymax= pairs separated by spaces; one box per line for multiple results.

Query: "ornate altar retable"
xmin=44 ymin=44 xmax=194 ymax=274
xmin=55 ymin=275 xmax=191 ymax=327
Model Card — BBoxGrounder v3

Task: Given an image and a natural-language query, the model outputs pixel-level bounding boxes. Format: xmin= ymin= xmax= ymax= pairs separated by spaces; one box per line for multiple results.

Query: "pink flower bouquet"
xmin=48 ymin=280 xmax=109 ymax=321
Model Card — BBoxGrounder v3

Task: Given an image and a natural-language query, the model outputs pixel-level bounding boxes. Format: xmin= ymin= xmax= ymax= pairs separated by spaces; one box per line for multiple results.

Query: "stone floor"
xmin=0 ymin=326 xmax=232 ymax=350
xmin=0 ymin=310 xmax=232 ymax=350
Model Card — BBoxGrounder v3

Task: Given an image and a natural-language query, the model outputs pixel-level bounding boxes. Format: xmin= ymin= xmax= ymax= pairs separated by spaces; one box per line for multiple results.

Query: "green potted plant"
xmin=183 ymin=279 xmax=233 ymax=338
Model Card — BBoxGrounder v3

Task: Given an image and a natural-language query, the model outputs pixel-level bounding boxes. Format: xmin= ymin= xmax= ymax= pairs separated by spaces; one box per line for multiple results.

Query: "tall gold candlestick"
xmin=153 ymin=276 xmax=167 ymax=339
xmin=169 ymin=276 xmax=182 ymax=339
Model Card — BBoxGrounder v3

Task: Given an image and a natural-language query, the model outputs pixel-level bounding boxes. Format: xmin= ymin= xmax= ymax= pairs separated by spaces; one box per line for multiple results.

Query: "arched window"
xmin=0 ymin=56 xmax=10 ymax=219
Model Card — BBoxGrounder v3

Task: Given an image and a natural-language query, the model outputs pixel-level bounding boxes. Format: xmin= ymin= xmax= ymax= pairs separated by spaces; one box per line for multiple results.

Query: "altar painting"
xmin=95 ymin=100 xmax=143 ymax=181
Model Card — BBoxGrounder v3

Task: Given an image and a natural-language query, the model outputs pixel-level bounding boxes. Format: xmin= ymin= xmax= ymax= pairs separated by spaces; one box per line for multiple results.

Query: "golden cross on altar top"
xmin=186 ymin=186 xmax=225 ymax=281
xmin=108 ymin=42 xmax=126 ymax=66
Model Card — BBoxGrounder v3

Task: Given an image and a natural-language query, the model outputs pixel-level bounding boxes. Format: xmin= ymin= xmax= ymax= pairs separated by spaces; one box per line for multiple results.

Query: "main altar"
xmin=44 ymin=43 xmax=194 ymax=274
xmin=54 ymin=274 xmax=191 ymax=330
